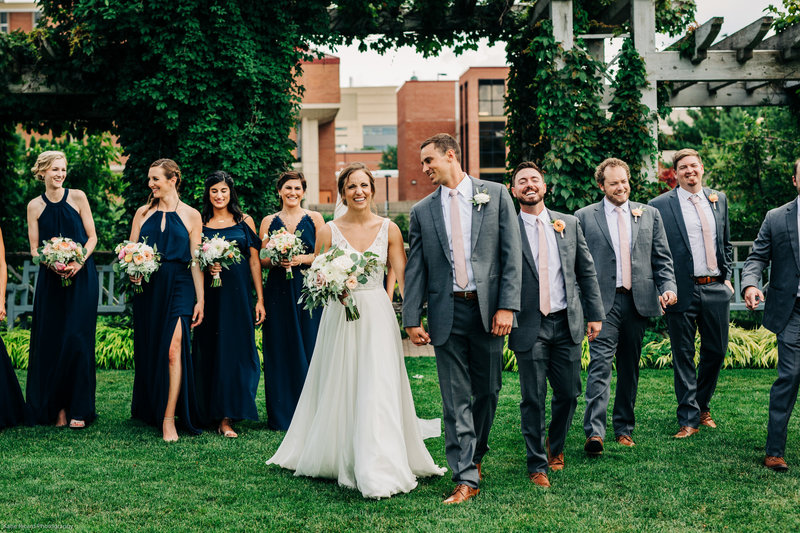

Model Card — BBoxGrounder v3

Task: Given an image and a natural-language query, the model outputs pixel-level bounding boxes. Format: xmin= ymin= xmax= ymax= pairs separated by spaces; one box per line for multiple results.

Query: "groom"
xmin=404 ymin=133 xmax=521 ymax=504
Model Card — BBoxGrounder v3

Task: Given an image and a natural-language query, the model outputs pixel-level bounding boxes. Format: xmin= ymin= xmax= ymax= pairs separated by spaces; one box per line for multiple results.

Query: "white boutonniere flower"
xmin=631 ymin=207 xmax=644 ymax=222
xmin=551 ymin=219 xmax=566 ymax=238
xmin=471 ymin=188 xmax=491 ymax=211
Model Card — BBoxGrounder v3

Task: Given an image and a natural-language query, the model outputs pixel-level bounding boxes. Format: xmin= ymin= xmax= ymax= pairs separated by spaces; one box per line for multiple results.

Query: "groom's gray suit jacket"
xmin=402 ymin=177 xmax=521 ymax=346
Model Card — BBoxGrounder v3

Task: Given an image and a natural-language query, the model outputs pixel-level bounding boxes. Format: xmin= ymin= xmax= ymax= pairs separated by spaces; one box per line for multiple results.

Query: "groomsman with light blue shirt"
xmin=649 ymin=148 xmax=733 ymax=439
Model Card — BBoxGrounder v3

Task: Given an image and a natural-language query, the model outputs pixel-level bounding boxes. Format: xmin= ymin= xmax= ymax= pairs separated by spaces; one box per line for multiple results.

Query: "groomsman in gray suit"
xmin=742 ymin=159 xmax=800 ymax=472
xmin=508 ymin=161 xmax=604 ymax=488
xmin=576 ymin=158 xmax=677 ymax=455
xmin=649 ymin=148 xmax=733 ymax=438
xmin=403 ymin=133 xmax=521 ymax=504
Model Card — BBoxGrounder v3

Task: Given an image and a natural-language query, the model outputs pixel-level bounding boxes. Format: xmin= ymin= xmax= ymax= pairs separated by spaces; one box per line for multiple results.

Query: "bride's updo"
xmin=337 ymin=162 xmax=375 ymax=206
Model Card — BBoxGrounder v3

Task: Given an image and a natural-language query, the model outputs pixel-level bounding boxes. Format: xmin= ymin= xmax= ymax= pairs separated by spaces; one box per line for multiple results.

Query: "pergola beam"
xmin=662 ymin=82 xmax=791 ymax=107
xmin=709 ymin=16 xmax=773 ymax=63
xmin=690 ymin=17 xmax=725 ymax=64
xmin=645 ymin=50 xmax=800 ymax=82
xmin=756 ymin=22 xmax=800 ymax=62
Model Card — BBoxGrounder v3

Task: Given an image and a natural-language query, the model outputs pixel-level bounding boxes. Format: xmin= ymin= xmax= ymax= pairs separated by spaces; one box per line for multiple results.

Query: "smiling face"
xmin=148 ymin=166 xmax=177 ymax=198
xmin=511 ymin=167 xmax=546 ymax=207
xmin=675 ymin=155 xmax=704 ymax=194
xmin=343 ymin=170 xmax=373 ymax=209
xmin=209 ymin=182 xmax=230 ymax=210
xmin=41 ymin=157 xmax=67 ymax=189
xmin=599 ymin=165 xmax=630 ymax=207
xmin=279 ymin=179 xmax=305 ymax=208
xmin=420 ymin=143 xmax=456 ymax=187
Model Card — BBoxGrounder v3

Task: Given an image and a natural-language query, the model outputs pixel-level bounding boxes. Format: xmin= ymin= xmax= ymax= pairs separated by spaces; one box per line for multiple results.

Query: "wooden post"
xmin=551 ymin=0 xmax=574 ymax=60
xmin=631 ymin=0 xmax=658 ymax=181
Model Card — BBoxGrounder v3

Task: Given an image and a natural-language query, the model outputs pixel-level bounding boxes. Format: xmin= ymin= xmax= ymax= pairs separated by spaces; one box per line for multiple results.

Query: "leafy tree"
xmin=380 ymin=145 xmax=398 ymax=170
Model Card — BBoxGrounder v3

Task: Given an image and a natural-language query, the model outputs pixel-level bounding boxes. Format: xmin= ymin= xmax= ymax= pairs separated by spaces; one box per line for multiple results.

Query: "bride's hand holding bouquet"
xmin=32 ymin=236 xmax=88 ymax=287
xmin=113 ymin=240 xmax=161 ymax=293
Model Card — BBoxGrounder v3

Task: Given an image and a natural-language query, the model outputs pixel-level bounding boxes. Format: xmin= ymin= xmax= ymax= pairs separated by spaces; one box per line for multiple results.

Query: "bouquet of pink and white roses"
xmin=113 ymin=240 xmax=161 ymax=293
xmin=299 ymin=246 xmax=382 ymax=321
xmin=192 ymin=234 xmax=243 ymax=287
xmin=260 ymin=227 xmax=306 ymax=279
xmin=33 ymin=236 xmax=88 ymax=287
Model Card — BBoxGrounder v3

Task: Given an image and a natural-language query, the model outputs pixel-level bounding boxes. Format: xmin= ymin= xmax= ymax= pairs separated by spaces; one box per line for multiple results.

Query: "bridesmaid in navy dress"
xmin=192 ymin=171 xmax=265 ymax=438
xmin=25 ymin=150 xmax=98 ymax=429
xmin=0 ymin=226 xmax=30 ymax=429
xmin=259 ymin=171 xmax=324 ymax=430
xmin=128 ymin=159 xmax=204 ymax=442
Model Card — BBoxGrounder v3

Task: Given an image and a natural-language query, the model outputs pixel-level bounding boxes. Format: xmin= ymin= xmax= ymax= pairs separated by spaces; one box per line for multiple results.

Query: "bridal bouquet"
xmin=113 ymin=240 xmax=161 ymax=294
xmin=260 ymin=227 xmax=306 ymax=279
xmin=33 ymin=236 xmax=88 ymax=287
xmin=193 ymin=234 xmax=243 ymax=287
xmin=300 ymin=246 xmax=382 ymax=321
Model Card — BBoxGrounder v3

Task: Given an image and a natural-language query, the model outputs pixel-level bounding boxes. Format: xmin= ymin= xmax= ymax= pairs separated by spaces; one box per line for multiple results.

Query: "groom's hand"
xmin=405 ymin=324 xmax=431 ymax=346
xmin=491 ymin=309 xmax=513 ymax=337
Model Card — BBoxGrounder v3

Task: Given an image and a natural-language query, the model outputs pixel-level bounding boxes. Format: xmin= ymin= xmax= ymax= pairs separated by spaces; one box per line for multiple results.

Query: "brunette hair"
xmin=420 ymin=133 xmax=462 ymax=164
xmin=201 ymin=170 xmax=244 ymax=224
xmin=31 ymin=151 xmax=67 ymax=182
xmin=276 ymin=171 xmax=307 ymax=207
xmin=337 ymin=163 xmax=375 ymax=206
xmin=511 ymin=161 xmax=545 ymax=186
xmin=672 ymin=148 xmax=703 ymax=170
xmin=595 ymin=158 xmax=631 ymax=186
xmin=148 ymin=158 xmax=182 ymax=208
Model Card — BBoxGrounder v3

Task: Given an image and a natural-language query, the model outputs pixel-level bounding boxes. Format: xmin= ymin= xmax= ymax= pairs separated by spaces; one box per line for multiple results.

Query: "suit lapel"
xmin=518 ymin=215 xmax=537 ymax=279
xmin=704 ymin=187 xmax=725 ymax=251
xmin=630 ymin=201 xmax=642 ymax=249
xmin=428 ymin=187 xmax=451 ymax=261
xmin=787 ymin=200 xmax=800 ymax=272
xmin=469 ymin=177 xmax=484 ymax=253
xmin=668 ymin=189 xmax=691 ymax=251
xmin=592 ymin=202 xmax=614 ymax=249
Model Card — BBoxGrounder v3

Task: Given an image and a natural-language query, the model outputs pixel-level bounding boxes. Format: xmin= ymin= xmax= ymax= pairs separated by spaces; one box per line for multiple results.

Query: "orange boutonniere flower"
xmin=708 ymin=192 xmax=719 ymax=210
xmin=551 ymin=219 xmax=566 ymax=238
xmin=631 ymin=207 xmax=644 ymax=222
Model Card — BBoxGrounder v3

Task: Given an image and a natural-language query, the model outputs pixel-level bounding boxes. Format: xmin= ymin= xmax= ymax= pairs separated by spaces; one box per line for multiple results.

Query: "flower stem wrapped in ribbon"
xmin=299 ymin=246 xmax=383 ymax=321
xmin=32 ymin=236 xmax=88 ymax=287
xmin=192 ymin=234 xmax=243 ymax=287
xmin=112 ymin=239 xmax=161 ymax=294
xmin=260 ymin=227 xmax=306 ymax=279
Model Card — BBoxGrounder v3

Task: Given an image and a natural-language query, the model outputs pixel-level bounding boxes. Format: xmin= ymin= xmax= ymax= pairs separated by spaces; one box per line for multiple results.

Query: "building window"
xmin=479 ymin=122 xmax=505 ymax=169
xmin=0 ymin=13 xmax=9 ymax=34
xmin=479 ymin=173 xmax=505 ymax=184
xmin=362 ymin=125 xmax=397 ymax=151
xmin=33 ymin=11 xmax=42 ymax=28
xmin=478 ymin=79 xmax=504 ymax=117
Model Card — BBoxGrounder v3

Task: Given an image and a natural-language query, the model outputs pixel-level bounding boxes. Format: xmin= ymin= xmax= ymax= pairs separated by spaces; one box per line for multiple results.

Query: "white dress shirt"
xmin=603 ymin=198 xmax=633 ymax=288
xmin=677 ymin=186 xmax=720 ymax=277
xmin=520 ymin=209 xmax=567 ymax=313
xmin=440 ymin=174 xmax=477 ymax=291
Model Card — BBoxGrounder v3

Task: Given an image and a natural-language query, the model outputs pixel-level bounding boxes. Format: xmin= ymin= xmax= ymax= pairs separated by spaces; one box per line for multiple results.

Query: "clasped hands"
xmin=51 ymin=260 xmax=83 ymax=279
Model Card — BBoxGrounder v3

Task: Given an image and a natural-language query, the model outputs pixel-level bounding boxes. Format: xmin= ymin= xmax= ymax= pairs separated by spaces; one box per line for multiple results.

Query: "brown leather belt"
xmin=454 ymin=291 xmax=478 ymax=300
xmin=693 ymin=276 xmax=723 ymax=285
xmin=615 ymin=287 xmax=632 ymax=295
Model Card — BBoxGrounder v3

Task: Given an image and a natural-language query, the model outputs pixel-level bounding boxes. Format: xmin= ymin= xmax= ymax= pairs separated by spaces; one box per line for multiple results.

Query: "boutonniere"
xmin=631 ymin=207 xmax=644 ymax=222
xmin=707 ymin=192 xmax=719 ymax=210
xmin=471 ymin=188 xmax=491 ymax=211
xmin=551 ymin=219 xmax=566 ymax=238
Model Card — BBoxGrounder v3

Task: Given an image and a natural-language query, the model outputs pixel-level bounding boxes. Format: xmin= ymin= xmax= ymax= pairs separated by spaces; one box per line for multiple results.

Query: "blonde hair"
xmin=31 ymin=151 xmax=67 ymax=182
xmin=148 ymin=158 xmax=182 ymax=208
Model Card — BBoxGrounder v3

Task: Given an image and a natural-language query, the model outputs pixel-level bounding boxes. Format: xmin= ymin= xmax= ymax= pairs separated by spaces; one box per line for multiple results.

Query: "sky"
xmin=321 ymin=0 xmax=777 ymax=87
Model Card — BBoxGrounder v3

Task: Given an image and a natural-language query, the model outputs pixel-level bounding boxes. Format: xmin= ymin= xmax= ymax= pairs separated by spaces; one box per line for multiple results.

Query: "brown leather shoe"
xmin=700 ymin=411 xmax=717 ymax=428
xmin=584 ymin=436 xmax=604 ymax=456
xmin=764 ymin=455 xmax=789 ymax=472
xmin=443 ymin=484 xmax=480 ymax=504
xmin=673 ymin=426 xmax=700 ymax=439
xmin=530 ymin=472 xmax=551 ymax=487
xmin=476 ymin=462 xmax=483 ymax=481
xmin=616 ymin=435 xmax=635 ymax=447
xmin=546 ymin=437 xmax=565 ymax=470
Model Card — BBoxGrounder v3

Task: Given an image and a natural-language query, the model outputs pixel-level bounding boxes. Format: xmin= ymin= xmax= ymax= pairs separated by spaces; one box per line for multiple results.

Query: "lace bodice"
xmin=329 ymin=219 xmax=389 ymax=291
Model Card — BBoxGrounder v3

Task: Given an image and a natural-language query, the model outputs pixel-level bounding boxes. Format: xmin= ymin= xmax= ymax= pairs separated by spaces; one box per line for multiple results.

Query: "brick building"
xmin=0 ymin=1 xmax=38 ymax=33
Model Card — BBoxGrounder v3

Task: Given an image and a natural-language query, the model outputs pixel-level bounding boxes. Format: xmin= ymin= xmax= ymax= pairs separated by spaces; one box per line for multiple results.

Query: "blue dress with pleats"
xmin=131 ymin=210 xmax=200 ymax=434
xmin=191 ymin=220 xmax=261 ymax=425
xmin=27 ymin=189 xmax=98 ymax=425
xmin=262 ymin=214 xmax=321 ymax=430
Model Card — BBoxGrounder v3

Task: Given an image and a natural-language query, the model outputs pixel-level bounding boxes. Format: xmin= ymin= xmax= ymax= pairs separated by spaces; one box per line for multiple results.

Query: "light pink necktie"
xmin=689 ymin=194 xmax=718 ymax=272
xmin=615 ymin=207 xmax=632 ymax=290
xmin=537 ymin=218 xmax=550 ymax=316
xmin=449 ymin=190 xmax=469 ymax=289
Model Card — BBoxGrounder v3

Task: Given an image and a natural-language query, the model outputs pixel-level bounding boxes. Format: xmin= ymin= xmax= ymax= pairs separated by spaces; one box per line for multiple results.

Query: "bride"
xmin=266 ymin=162 xmax=445 ymax=499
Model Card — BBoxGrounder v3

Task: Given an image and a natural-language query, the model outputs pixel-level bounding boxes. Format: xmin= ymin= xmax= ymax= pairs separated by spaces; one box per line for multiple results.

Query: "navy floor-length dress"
xmin=192 ymin=221 xmax=261 ymax=426
xmin=131 ymin=210 xmax=200 ymax=434
xmin=27 ymin=189 xmax=98 ymax=425
xmin=0 ymin=338 xmax=29 ymax=429
xmin=262 ymin=214 xmax=321 ymax=430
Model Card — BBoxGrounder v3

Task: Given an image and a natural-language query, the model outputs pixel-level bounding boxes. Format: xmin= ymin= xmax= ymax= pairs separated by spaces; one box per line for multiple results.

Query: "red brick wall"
xmin=397 ymin=81 xmax=456 ymax=202
xmin=458 ymin=67 xmax=509 ymax=179
xmin=335 ymin=151 xmax=383 ymax=171
xmin=298 ymin=56 xmax=340 ymax=105
xmin=318 ymin=120 xmax=336 ymax=204
xmin=9 ymin=12 xmax=33 ymax=32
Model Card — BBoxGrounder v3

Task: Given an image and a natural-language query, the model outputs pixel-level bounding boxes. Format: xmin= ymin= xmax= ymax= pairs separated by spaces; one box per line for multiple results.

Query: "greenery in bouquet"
xmin=32 ymin=236 xmax=87 ymax=287
xmin=192 ymin=234 xmax=243 ymax=287
xmin=113 ymin=240 xmax=161 ymax=294
xmin=260 ymin=227 xmax=306 ymax=279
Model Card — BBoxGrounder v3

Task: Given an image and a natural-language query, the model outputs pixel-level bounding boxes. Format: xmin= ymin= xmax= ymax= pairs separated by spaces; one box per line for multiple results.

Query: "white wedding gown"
xmin=266 ymin=218 xmax=446 ymax=499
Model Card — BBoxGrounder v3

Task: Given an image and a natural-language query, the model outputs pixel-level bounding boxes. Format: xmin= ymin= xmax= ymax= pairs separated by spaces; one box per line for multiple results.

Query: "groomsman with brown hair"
xmin=649 ymin=148 xmax=733 ymax=438
xmin=508 ymin=161 xmax=604 ymax=488
xmin=576 ymin=158 xmax=676 ymax=455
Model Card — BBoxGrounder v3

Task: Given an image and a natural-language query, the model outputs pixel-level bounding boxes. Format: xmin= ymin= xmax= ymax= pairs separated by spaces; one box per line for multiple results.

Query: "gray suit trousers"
xmin=433 ymin=298 xmax=503 ymax=489
xmin=517 ymin=310 xmax=581 ymax=474
xmin=766 ymin=299 xmax=800 ymax=457
xmin=583 ymin=292 xmax=647 ymax=440
xmin=666 ymin=282 xmax=730 ymax=427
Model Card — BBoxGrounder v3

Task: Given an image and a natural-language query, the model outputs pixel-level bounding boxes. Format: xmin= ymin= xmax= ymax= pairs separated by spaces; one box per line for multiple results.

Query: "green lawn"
xmin=2 ymin=360 xmax=800 ymax=532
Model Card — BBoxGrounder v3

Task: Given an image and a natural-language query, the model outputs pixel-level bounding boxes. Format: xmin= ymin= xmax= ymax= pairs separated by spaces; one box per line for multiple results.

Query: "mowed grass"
xmin=3 ymin=360 xmax=800 ymax=532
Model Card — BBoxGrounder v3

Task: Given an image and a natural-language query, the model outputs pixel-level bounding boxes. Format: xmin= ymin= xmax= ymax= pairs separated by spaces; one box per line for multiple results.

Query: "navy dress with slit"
xmin=262 ymin=214 xmax=321 ymax=430
xmin=192 ymin=220 xmax=261 ymax=426
xmin=26 ymin=189 xmax=98 ymax=425
xmin=131 ymin=210 xmax=200 ymax=434
xmin=0 ymin=337 xmax=30 ymax=428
